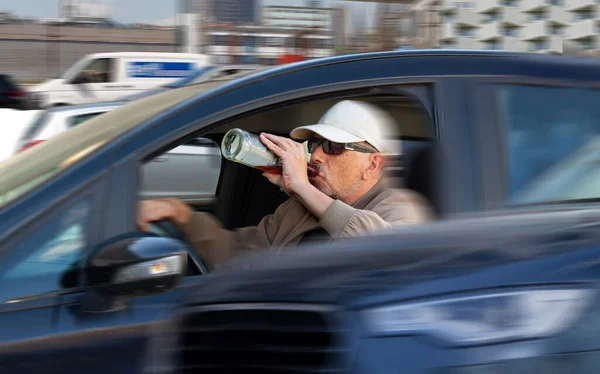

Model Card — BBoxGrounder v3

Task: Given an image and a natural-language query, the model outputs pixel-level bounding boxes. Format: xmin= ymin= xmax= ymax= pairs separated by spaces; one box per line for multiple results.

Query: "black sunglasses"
xmin=307 ymin=138 xmax=377 ymax=155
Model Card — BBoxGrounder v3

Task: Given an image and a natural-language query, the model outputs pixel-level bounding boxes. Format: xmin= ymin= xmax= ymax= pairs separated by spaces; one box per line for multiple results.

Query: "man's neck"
xmin=342 ymin=179 xmax=381 ymax=206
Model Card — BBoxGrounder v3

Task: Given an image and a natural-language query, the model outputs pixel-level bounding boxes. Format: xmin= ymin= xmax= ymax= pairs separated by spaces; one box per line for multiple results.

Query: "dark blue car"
xmin=2 ymin=50 xmax=600 ymax=373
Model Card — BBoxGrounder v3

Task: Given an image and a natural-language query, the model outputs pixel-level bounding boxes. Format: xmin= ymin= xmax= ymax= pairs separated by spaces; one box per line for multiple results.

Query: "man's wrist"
xmin=288 ymin=179 xmax=312 ymax=198
xmin=165 ymin=198 xmax=192 ymax=226
xmin=293 ymin=182 xmax=334 ymax=219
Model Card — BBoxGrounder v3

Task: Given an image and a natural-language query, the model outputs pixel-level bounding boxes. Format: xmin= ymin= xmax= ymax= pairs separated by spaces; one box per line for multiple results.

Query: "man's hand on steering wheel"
xmin=138 ymin=198 xmax=210 ymax=274
xmin=137 ymin=198 xmax=193 ymax=232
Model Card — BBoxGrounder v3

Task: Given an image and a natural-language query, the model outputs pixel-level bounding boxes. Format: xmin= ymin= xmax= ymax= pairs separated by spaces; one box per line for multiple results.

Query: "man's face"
xmin=308 ymin=136 xmax=374 ymax=200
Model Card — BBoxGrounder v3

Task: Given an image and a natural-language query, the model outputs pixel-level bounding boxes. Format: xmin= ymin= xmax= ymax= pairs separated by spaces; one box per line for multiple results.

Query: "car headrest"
xmin=404 ymin=143 xmax=440 ymax=215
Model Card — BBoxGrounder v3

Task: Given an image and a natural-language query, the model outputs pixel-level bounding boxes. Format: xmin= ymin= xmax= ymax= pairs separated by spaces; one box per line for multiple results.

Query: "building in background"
xmin=59 ymin=0 xmax=113 ymax=20
xmin=374 ymin=2 xmax=419 ymax=49
xmin=475 ymin=0 xmax=527 ymax=51
xmin=191 ymin=1 xmax=341 ymax=64
xmin=332 ymin=6 xmax=351 ymax=47
xmin=341 ymin=0 xmax=425 ymax=51
xmin=437 ymin=1 xmax=481 ymax=49
xmin=414 ymin=0 xmax=600 ymax=54
xmin=204 ymin=25 xmax=334 ymax=65
xmin=262 ymin=5 xmax=334 ymax=30
xmin=202 ymin=0 xmax=258 ymax=25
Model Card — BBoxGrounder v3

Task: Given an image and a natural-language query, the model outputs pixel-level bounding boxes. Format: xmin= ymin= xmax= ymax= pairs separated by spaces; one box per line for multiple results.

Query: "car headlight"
xmin=363 ymin=288 xmax=593 ymax=346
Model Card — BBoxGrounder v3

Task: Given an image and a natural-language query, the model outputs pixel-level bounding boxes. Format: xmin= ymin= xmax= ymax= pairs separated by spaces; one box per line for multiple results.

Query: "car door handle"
xmin=153 ymin=156 xmax=168 ymax=162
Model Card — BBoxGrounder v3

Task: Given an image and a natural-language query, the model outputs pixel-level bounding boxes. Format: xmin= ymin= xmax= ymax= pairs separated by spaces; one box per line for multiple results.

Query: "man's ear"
xmin=363 ymin=154 xmax=385 ymax=179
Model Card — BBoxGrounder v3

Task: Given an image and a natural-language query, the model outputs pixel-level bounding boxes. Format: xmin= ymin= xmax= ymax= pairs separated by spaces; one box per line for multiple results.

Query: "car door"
xmin=0 ymin=189 xmax=101 ymax=373
xmin=51 ymin=274 xmax=202 ymax=374
xmin=139 ymin=137 xmax=222 ymax=210
xmin=49 ymin=163 xmax=209 ymax=374
xmin=0 ymin=169 xmax=206 ymax=374
xmin=69 ymin=58 xmax=118 ymax=104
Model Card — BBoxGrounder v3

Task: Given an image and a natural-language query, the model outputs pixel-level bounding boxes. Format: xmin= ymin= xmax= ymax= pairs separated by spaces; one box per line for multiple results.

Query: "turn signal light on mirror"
xmin=112 ymin=256 xmax=184 ymax=284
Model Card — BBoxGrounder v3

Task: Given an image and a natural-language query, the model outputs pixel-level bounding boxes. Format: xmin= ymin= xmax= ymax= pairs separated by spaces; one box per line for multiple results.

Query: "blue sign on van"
xmin=126 ymin=62 xmax=195 ymax=78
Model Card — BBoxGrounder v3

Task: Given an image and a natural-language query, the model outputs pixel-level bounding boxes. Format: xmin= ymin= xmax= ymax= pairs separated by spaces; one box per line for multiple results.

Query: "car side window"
xmin=77 ymin=58 xmax=113 ymax=84
xmin=70 ymin=112 xmax=104 ymax=127
xmin=139 ymin=138 xmax=221 ymax=207
xmin=498 ymin=84 xmax=600 ymax=204
xmin=0 ymin=199 xmax=90 ymax=304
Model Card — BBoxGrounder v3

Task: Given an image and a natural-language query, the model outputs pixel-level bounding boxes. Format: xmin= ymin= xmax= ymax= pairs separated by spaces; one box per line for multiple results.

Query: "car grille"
xmin=170 ymin=304 xmax=346 ymax=374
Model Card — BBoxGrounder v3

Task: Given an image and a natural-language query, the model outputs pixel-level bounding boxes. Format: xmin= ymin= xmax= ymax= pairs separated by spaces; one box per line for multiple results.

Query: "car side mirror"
xmin=82 ymin=232 xmax=187 ymax=312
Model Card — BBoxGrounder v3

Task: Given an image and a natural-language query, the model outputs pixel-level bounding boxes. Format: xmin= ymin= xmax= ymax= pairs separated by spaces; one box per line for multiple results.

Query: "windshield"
xmin=0 ymin=79 xmax=234 ymax=208
xmin=163 ymin=66 xmax=216 ymax=88
xmin=57 ymin=57 xmax=90 ymax=80
xmin=19 ymin=110 xmax=50 ymax=146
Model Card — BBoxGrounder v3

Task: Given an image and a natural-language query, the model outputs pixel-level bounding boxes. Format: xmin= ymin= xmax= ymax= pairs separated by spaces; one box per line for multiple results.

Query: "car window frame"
xmin=133 ymin=77 xmax=444 ymax=163
xmin=69 ymin=58 xmax=112 ymax=84
xmin=184 ymin=137 xmax=219 ymax=147
xmin=474 ymin=76 xmax=600 ymax=211
xmin=127 ymin=79 xmax=444 ymax=277
xmin=129 ymin=76 xmax=457 ymax=220
xmin=148 ymin=77 xmax=483 ymax=220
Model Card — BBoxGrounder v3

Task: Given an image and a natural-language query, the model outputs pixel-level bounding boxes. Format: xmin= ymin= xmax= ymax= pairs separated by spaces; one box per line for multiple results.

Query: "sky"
xmin=0 ymin=0 xmax=376 ymax=26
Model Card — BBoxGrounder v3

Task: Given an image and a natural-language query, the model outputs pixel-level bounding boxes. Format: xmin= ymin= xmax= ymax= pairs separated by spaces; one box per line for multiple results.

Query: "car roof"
xmin=234 ymin=49 xmax=600 ymax=90
xmin=271 ymin=48 xmax=598 ymax=72
xmin=166 ymin=49 xmax=598 ymax=103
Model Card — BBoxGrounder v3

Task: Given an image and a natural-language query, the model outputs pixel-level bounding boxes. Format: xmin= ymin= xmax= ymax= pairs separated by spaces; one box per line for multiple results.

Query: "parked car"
xmin=2 ymin=50 xmax=600 ymax=373
xmin=27 ymin=52 xmax=212 ymax=109
xmin=14 ymin=101 xmax=221 ymax=205
xmin=14 ymin=102 xmax=125 ymax=153
xmin=0 ymin=74 xmax=27 ymax=109
xmin=118 ymin=64 xmax=266 ymax=102
xmin=13 ymin=69 xmax=263 ymax=205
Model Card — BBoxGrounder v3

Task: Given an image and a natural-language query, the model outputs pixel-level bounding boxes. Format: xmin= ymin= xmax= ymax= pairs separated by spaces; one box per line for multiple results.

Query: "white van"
xmin=28 ymin=52 xmax=212 ymax=108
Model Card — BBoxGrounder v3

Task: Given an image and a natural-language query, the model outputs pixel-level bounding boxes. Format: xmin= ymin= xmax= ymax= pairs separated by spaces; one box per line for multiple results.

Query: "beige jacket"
xmin=181 ymin=179 xmax=435 ymax=269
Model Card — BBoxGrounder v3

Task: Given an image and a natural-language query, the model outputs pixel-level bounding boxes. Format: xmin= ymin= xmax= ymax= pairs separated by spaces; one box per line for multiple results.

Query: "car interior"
xmin=139 ymin=88 xmax=440 ymax=237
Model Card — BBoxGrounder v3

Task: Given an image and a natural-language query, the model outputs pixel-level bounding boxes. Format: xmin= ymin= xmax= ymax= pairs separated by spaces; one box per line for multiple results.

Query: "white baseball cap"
xmin=290 ymin=100 xmax=397 ymax=154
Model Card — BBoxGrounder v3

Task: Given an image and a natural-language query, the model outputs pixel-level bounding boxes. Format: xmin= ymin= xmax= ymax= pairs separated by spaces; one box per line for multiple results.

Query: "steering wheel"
xmin=146 ymin=219 xmax=210 ymax=275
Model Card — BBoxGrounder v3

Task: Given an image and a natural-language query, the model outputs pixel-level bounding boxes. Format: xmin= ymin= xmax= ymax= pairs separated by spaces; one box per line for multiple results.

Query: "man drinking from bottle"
xmin=138 ymin=100 xmax=435 ymax=270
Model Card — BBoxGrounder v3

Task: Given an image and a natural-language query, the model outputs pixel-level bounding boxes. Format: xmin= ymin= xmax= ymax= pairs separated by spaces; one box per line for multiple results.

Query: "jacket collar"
xmin=351 ymin=178 xmax=387 ymax=210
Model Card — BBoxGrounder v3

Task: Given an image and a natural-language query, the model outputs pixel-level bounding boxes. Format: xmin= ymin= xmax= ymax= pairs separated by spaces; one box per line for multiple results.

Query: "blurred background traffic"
xmin=1 ymin=0 xmax=597 ymax=87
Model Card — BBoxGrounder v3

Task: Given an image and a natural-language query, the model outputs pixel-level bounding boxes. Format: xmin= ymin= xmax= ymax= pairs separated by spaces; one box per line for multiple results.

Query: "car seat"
xmin=403 ymin=142 xmax=442 ymax=216
xmin=214 ymin=158 xmax=289 ymax=230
